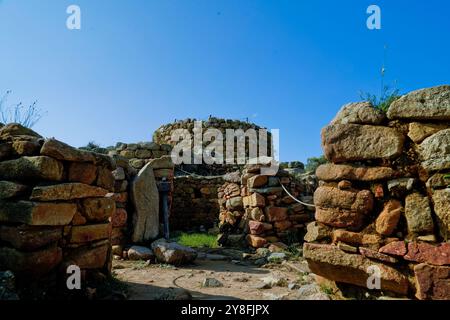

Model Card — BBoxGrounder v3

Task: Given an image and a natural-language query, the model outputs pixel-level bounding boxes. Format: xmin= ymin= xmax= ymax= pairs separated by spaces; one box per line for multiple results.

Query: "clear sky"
xmin=0 ymin=0 xmax=449 ymax=163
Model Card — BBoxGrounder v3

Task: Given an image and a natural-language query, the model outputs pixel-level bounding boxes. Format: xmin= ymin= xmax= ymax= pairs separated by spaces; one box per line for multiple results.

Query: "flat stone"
xmin=337 ymin=242 xmax=358 ymax=253
xmin=426 ymin=173 xmax=450 ymax=189
xmin=66 ymin=242 xmax=109 ymax=269
xmin=0 ymin=156 xmax=63 ymax=181
xmin=331 ymin=101 xmax=385 ymax=125
xmin=81 ymin=197 xmax=116 ymax=222
xmin=405 ymin=193 xmax=434 ymax=234
xmin=151 ymin=238 xmax=197 ymax=265
xmin=404 ymin=242 xmax=450 ymax=266
xmin=247 ymin=175 xmax=268 ymax=188
xmin=314 ymin=186 xmax=374 ymax=214
xmin=0 ymin=225 xmax=62 ymax=251
xmin=408 ymin=122 xmax=448 ymax=144
xmin=248 ymin=220 xmax=272 ymax=235
xmin=0 ymin=201 xmax=76 ymax=226
xmin=0 ymin=123 xmax=42 ymax=139
xmin=431 ymin=189 xmax=450 ymax=237
xmin=0 ymin=181 xmax=28 ymax=199
xmin=0 ymin=244 xmax=62 ymax=277
xmin=303 ymin=243 xmax=409 ymax=295
xmin=375 ymin=200 xmax=402 ymax=236
xmin=226 ymin=196 xmax=243 ymax=210
xmin=387 ymin=85 xmax=450 ymax=120
xmin=131 ymin=163 xmax=160 ymax=243
xmin=243 ymin=193 xmax=265 ymax=207
xmin=96 ymin=167 xmax=115 ymax=192
xmin=30 ymin=183 xmax=108 ymax=201
xmin=70 ymin=223 xmax=111 ymax=244
xmin=321 ymin=124 xmax=404 ymax=163
xmin=414 ymin=263 xmax=450 ymax=300
xmin=379 ymin=241 xmax=407 ymax=257
xmin=68 ymin=162 xmax=98 ymax=185
xmin=316 ymin=207 xmax=365 ymax=229
xmin=359 ymin=247 xmax=398 ymax=264
xmin=332 ymin=230 xmax=382 ymax=248
xmin=40 ymin=139 xmax=95 ymax=162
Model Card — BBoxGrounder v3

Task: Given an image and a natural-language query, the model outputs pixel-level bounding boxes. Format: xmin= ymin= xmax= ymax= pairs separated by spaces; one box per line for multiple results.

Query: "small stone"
xmin=267 ymin=252 xmax=287 ymax=263
xmin=337 ymin=180 xmax=352 ymax=190
xmin=202 ymin=278 xmax=223 ymax=288
xmin=359 ymin=247 xmax=398 ymax=264
xmin=379 ymin=241 xmax=407 ymax=257
xmin=375 ymin=200 xmax=402 ymax=236
xmin=337 ymin=242 xmax=358 ymax=253
xmin=405 ymin=193 xmax=434 ymax=235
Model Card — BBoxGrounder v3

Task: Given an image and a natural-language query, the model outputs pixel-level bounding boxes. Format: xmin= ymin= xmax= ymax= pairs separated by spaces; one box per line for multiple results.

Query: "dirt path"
xmin=112 ymin=258 xmax=315 ymax=300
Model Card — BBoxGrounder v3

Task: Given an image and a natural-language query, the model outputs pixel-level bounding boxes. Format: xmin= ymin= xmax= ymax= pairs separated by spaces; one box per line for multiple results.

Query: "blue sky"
xmin=0 ymin=0 xmax=449 ymax=163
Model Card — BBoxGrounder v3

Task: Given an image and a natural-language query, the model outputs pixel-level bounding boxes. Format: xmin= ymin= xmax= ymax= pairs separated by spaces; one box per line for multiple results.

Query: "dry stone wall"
xmin=304 ymin=85 xmax=450 ymax=300
xmin=0 ymin=124 xmax=116 ymax=292
xmin=218 ymin=163 xmax=315 ymax=248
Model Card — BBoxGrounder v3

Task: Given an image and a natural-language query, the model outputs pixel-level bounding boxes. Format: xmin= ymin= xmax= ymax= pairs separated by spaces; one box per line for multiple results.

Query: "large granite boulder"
xmin=419 ymin=129 xmax=450 ymax=172
xmin=130 ymin=163 xmax=160 ymax=243
xmin=321 ymin=124 xmax=404 ymax=163
xmin=387 ymin=85 xmax=450 ymax=120
xmin=316 ymin=163 xmax=396 ymax=182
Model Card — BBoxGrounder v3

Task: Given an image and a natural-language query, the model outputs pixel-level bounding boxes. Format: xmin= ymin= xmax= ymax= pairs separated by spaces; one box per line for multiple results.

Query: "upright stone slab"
xmin=131 ymin=163 xmax=160 ymax=243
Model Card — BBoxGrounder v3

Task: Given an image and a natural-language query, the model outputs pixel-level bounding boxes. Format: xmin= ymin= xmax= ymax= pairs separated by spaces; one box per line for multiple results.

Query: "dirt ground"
xmin=112 ymin=256 xmax=316 ymax=300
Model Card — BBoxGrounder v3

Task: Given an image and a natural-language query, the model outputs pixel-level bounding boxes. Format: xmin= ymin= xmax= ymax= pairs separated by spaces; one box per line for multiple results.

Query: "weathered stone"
xmin=71 ymin=211 xmax=87 ymax=226
xmin=321 ymin=124 xmax=404 ymax=163
xmin=0 ymin=123 xmax=42 ymax=139
xmin=379 ymin=241 xmax=407 ymax=257
xmin=408 ymin=122 xmax=448 ymax=144
xmin=11 ymin=138 xmax=42 ymax=156
xmin=332 ymin=230 xmax=382 ymax=248
xmin=0 ymin=181 xmax=28 ymax=199
xmin=66 ymin=242 xmax=109 ymax=269
xmin=129 ymin=159 xmax=145 ymax=169
xmin=135 ymin=149 xmax=152 ymax=159
xmin=315 ymin=163 xmax=396 ymax=182
xmin=431 ymin=189 xmax=450 ymax=238
xmin=112 ymin=208 xmax=128 ymax=228
xmin=120 ymin=150 xmax=135 ymax=159
xmin=112 ymin=167 xmax=126 ymax=181
xmin=96 ymin=167 xmax=115 ymax=192
xmin=151 ymin=238 xmax=197 ymax=265
xmin=304 ymin=243 xmax=408 ymax=294
xmin=131 ymin=163 xmax=160 ymax=243
xmin=331 ymin=101 xmax=385 ymax=125
xmin=387 ymin=178 xmax=415 ymax=195
xmin=359 ymin=247 xmax=398 ymax=264
xmin=30 ymin=183 xmax=108 ymax=201
xmin=419 ymin=129 xmax=450 ymax=172
xmin=226 ymin=196 xmax=243 ymax=210
xmin=274 ymin=220 xmax=293 ymax=231
xmin=41 ymin=139 xmax=95 ymax=162
xmin=375 ymin=200 xmax=402 ymax=236
xmin=0 ymin=201 xmax=76 ymax=225
xmin=337 ymin=180 xmax=352 ymax=190
xmin=202 ymin=278 xmax=223 ymax=288
xmin=246 ymin=234 xmax=267 ymax=248
xmin=148 ymin=155 xmax=174 ymax=169
xmin=0 ymin=156 xmax=63 ymax=181
xmin=417 ymin=235 xmax=437 ymax=243
xmin=304 ymin=222 xmax=332 ymax=242
xmin=127 ymin=246 xmax=154 ymax=261
xmin=387 ymin=85 xmax=450 ymax=120
xmin=247 ymin=175 xmax=268 ymax=188
xmin=337 ymin=242 xmax=358 ymax=253
xmin=265 ymin=207 xmax=288 ymax=222
xmin=314 ymin=186 xmax=374 ymax=214
xmin=414 ymin=263 xmax=450 ymax=300
xmin=404 ymin=242 xmax=450 ymax=266
xmin=0 ymin=244 xmax=62 ymax=277
xmin=68 ymin=162 xmax=97 ymax=185
xmin=0 ymin=225 xmax=62 ymax=251
xmin=248 ymin=220 xmax=272 ymax=235
xmin=81 ymin=197 xmax=115 ymax=222
xmin=315 ymin=207 xmax=365 ymax=229
xmin=243 ymin=193 xmax=265 ymax=207
xmin=405 ymin=193 xmax=434 ymax=235
xmin=70 ymin=223 xmax=111 ymax=243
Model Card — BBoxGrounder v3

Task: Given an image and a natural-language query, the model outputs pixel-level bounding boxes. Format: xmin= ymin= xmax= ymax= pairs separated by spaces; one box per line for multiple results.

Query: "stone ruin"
xmin=303 ymin=85 xmax=450 ymax=300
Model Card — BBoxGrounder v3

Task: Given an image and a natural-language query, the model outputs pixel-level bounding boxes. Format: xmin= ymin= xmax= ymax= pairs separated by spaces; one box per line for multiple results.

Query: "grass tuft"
xmin=172 ymin=232 xmax=219 ymax=248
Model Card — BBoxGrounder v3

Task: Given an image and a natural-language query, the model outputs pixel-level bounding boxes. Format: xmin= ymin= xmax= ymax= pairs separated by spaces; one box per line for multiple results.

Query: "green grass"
xmin=172 ymin=232 xmax=219 ymax=248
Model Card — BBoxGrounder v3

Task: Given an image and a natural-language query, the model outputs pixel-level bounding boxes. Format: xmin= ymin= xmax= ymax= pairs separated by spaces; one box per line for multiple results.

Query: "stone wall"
xmin=171 ymin=175 xmax=224 ymax=231
xmin=0 ymin=124 xmax=116 ymax=293
xmin=304 ymin=85 xmax=450 ymax=300
xmin=218 ymin=164 xmax=315 ymax=248
xmin=110 ymin=142 xmax=172 ymax=171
